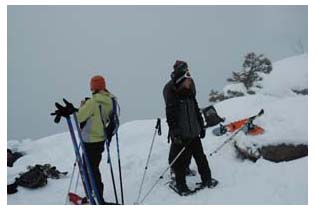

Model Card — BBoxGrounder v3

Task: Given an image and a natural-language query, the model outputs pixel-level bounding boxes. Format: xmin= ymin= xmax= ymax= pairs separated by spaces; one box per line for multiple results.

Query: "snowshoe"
xmin=212 ymin=123 xmax=228 ymax=136
xmin=245 ymin=125 xmax=264 ymax=135
xmin=196 ymin=178 xmax=219 ymax=190
xmin=68 ymin=192 xmax=117 ymax=205
xmin=168 ymin=181 xmax=196 ymax=196
xmin=68 ymin=192 xmax=89 ymax=205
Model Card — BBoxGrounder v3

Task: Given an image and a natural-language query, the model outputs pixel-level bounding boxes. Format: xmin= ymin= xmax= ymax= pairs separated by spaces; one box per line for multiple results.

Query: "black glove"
xmin=51 ymin=98 xmax=78 ymax=123
xmin=200 ymin=128 xmax=206 ymax=139
xmin=50 ymin=109 xmax=62 ymax=123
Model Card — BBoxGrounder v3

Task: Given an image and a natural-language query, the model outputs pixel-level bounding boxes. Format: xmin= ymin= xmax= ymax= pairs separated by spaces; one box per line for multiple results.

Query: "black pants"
xmin=169 ymin=137 xmax=212 ymax=186
xmin=83 ymin=141 xmax=105 ymax=203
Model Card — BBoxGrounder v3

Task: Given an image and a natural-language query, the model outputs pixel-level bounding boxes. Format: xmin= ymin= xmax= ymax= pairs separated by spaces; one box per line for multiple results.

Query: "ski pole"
xmin=65 ymin=116 xmax=96 ymax=205
xmin=210 ymin=109 xmax=264 ymax=156
xmin=65 ymin=142 xmax=81 ymax=205
xmin=115 ymin=132 xmax=124 ymax=205
xmin=99 ymin=105 xmax=119 ymax=204
xmin=74 ymin=168 xmax=80 ymax=194
xmin=52 ymin=100 xmax=95 ymax=204
xmin=112 ymin=98 xmax=124 ymax=205
xmin=73 ymin=113 xmax=104 ymax=204
xmin=65 ymin=161 xmax=77 ymax=205
xmin=135 ymin=118 xmax=161 ymax=204
xmin=139 ymin=146 xmax=186 ymax=204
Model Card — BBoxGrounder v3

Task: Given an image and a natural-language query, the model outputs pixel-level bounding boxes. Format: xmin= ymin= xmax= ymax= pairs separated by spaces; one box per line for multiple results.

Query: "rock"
xmin=234 ymin=142 xmax=308 ymax=163
xmin=260 ymin=144 xmax=308 ymax=162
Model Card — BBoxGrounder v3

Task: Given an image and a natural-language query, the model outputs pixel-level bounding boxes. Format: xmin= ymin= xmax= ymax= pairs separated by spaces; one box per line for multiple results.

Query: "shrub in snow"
xmin=292 ymin=88 xmax=308 ymax=95
xmin=208 ymin=90 xmax=227 ymax=103
xmin=226 ymin=90 xmax=245 ymax=97
xmin=209 ymin=52 xmax=272 ymax=103
xmin=227 ymin=52 xmax=272 ymax=90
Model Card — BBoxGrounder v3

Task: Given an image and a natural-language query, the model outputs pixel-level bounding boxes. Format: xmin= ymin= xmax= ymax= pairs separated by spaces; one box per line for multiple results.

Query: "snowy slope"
xmin=217 ymin=53 xmax=308 ymax=149
xmin=7 ymin=54 xmax=308 ymax=205
xmin=259 ymin=53 xmax=308 ymax=97
xmin=7 ymin=119 xmax=308 ymax=205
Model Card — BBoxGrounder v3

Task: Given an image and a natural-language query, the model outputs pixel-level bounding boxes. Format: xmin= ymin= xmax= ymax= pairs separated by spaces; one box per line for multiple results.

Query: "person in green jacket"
xmin=77 ymin=75 xmax=113 ymax=204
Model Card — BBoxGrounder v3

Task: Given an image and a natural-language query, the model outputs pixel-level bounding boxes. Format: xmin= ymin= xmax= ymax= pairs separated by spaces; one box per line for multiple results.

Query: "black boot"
xmin=197 ymin=177 xmax=219 ymax=189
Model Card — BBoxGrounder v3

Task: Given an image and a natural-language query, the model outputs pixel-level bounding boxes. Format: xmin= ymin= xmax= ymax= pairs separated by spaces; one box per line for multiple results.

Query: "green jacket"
xmin=77 ymin=91 xmax=113 ymax=143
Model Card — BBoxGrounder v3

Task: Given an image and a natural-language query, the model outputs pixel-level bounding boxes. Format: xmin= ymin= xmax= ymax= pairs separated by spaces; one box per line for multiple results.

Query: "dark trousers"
xmin=169 ymin=137 xmax=212 ymax=186
xmin=83 ymin=141 xmax=105 ymax=203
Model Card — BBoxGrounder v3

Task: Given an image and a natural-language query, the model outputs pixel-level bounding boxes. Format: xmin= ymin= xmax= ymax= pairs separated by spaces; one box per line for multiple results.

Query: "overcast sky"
xmin=7 ymin=5 xmax=307 ymax=140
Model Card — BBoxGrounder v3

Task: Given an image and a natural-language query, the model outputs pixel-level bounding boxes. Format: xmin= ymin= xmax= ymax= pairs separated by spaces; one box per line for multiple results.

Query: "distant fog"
xmin=8 ymin=5 xmax=307 ymax=140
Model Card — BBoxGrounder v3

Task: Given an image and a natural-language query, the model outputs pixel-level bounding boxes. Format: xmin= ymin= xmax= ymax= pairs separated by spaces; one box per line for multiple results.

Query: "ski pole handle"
xmin=155 ymin=118 xmax=162 ymax=136
xmin=155 ymin=118 xmax=161 ymax=129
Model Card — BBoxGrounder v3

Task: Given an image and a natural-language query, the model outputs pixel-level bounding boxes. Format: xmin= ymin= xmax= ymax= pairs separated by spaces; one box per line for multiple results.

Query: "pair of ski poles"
xmin=52 ymin=99 xmax=103 ymax=205
xmin=135 ymin=117 xmax=189 ymax=204
xmin=136 ymin=109 xmax=264 ymax=204
xmin=135 ymin=118 xmax=162 ymax=204
xmin=99 ymin=104 xmax=124 ymax=205
xmin=67 ymin=114 xmax=104 ymax=204
xmin=53 ymin=99 xmax=124 ymax=205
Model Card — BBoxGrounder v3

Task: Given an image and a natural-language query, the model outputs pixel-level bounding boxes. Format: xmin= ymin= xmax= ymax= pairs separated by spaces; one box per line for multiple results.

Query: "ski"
xmin=212 ymin=113 xmax=265 ymax=136
xmin=210 ymin=109 xmax=264 ymax=156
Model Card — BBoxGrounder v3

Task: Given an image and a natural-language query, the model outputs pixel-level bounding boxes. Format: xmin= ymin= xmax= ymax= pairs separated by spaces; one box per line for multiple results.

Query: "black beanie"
xmin=173 ymin=60 xmax=188 ymax=72
xmin=171 ymin=60 xmax=188 ymax=83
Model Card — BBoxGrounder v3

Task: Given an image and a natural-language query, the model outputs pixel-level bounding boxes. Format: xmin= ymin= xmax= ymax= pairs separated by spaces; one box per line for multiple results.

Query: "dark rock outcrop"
xmin=234 ymin=142 xmax=308 ymax=163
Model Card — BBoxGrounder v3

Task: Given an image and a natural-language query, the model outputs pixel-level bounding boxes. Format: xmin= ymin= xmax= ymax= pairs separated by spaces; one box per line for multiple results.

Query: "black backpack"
xmin=202 ymin=105 xmax=225 ymax=128
xmin=105 ymin=97 xmax=120 ymax=143
xmin=15 ymin=165 xmax=48 ymax=189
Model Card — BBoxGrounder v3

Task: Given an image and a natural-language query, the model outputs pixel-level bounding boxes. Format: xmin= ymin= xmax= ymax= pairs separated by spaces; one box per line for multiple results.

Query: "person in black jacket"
xmin=163 ymin=60 xmax=217 ymax=195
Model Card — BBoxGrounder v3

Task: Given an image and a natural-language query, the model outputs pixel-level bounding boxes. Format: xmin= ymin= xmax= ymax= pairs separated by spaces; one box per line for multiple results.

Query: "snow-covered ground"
xmin=7 ymin=54 xmax=308 ymax=205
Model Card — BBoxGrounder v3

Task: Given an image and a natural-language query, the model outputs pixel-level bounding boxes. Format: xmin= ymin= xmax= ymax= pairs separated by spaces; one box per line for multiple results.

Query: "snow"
xmin=214 ymin=95 xmax=307 ymax=147
xmin=223 ymin=83 xmax=247 ymax=96
xmin=259 ymin=53 xmax=308 ymax=97
xmin=7 ymin=54 xmax=307 ymax=205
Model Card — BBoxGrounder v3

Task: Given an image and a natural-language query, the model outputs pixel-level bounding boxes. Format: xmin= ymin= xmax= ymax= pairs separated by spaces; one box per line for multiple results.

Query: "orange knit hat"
xmin=90 ymin=75 xmax=106 ymax=91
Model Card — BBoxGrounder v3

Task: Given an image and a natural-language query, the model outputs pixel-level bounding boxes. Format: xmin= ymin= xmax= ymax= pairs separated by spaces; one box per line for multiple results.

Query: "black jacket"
xmin=163 ymin=79 xmax=204 ymax=140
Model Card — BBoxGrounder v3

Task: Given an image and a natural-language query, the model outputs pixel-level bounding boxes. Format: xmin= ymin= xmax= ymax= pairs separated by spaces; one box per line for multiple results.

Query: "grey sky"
xmin=8 ymin=5 xmax=307 ymax=140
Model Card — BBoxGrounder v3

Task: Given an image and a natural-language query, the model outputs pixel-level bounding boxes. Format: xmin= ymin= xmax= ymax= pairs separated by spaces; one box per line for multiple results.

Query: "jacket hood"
xmin=93 ymin=91 xmax=112 ymax=104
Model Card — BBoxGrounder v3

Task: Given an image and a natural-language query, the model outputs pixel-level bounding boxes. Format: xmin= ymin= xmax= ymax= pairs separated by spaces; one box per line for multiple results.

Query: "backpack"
xmin=7 ymin=149 xmax=24 ymax=167
xmin=15 ymin=164 xmax=67 ymax=189
xmin=15 ymin=165 xmax=48 ymax=189
xmin=202 ymin=105 xmax=225 ymax=127
xmin=105 ymin=97 xmax=120 ymax=143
